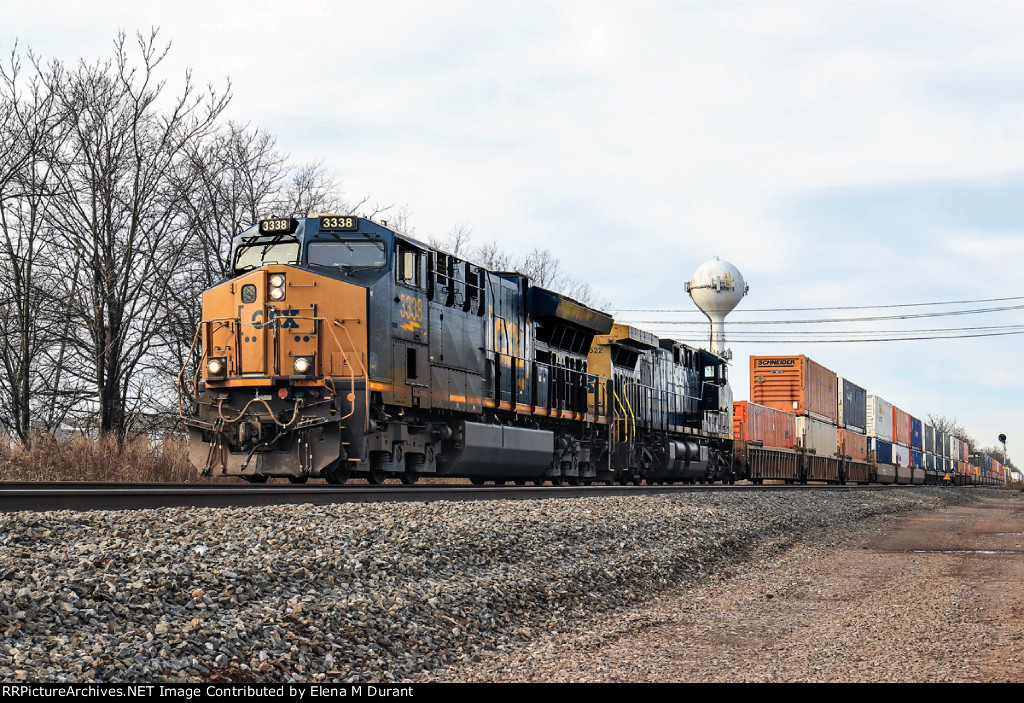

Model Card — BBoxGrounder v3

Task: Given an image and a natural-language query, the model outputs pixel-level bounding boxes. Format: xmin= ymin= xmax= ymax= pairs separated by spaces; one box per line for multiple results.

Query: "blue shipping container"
xmin=910 ymin=417 xmax=923 ymax=450
xmin=874 ymin=438 xmax=894 ymax=465
xmin=838 ymin=377 xmax=868 ymax=434
xmin=911 ymin=449 xmax=923 ymax=469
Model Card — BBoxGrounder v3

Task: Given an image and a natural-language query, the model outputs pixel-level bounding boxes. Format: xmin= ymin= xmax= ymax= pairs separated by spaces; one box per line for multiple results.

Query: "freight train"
xmin=736 ymin=356 xmax=1008 ymax=486
xmin=179 ymin=215 xmax=1009 ymax=487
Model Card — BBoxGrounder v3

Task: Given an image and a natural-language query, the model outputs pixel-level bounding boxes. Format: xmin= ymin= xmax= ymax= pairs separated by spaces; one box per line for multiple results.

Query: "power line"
xmin=620 ymin=303 xmax=1024 ymax=326
xmin=654 ymin=330 xmax=1024 ymax=343
xmin=610 ymin=295 xmax=1024 ymax=313
xmin=643 ymin=324 xmax=1024 ymax=337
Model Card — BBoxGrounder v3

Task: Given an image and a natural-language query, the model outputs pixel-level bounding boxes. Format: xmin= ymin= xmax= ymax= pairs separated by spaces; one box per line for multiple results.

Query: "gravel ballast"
xmin=0 ymin=488 xmax=974 ymax=682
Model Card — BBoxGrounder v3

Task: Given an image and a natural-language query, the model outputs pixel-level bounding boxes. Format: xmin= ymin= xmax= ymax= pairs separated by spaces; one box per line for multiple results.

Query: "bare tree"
xmin=469 ymin=237 xmax=608 ymax=308
xmin=472 ymin=238 xmax=517 ymax=272
xmin=927 ymin=414 xmax=976 ymax=449
xmin=42 ymin=30 xmax=230 ymax=438
xmin=280 ymin=161 xmax=345 ymax=217
xmin=428 ymin=223 xmax=474 ymax=257
xmin=0 ymin=48 xmax=88 ymax=443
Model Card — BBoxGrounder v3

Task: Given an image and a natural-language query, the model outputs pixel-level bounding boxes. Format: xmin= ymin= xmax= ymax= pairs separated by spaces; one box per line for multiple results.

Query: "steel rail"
xmin=0 ymin=481 xmax=912 ymax=513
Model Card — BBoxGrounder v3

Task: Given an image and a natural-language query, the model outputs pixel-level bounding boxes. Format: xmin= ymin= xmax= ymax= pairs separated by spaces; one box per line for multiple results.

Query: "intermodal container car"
xmin=866 ymin=395 xmax=894 ymax=441
xmin=873 ymin=438 xmax=894 ymax=465
xmin=797 ymin=416 xmax=839 ymax=456
xmin=837 ymin=377 xmax=867 ymax=434
xmin=910 ymin=416 xmax=922 ymax=450
xmin=750 ymin=355 xmax=838 ymax=424
xmin=838 ymin=428 xmax=869 ymax=462
xmin=732 ymin=401 xmax=797 ymax=449
xmin=892 ymin=406 xmax=910 ymax=447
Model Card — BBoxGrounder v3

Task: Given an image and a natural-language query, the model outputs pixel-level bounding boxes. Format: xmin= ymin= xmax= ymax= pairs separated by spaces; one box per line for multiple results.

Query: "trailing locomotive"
xmin=181 ymin=215 xmax=734 ymax=484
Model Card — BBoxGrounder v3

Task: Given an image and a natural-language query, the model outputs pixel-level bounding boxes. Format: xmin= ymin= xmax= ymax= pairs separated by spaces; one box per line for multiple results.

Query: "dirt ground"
xmin=450 ymin=490 xmax=1024 ymax=682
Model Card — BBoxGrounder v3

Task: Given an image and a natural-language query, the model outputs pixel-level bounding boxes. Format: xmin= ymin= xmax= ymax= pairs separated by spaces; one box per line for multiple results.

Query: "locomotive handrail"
xmin=611 ymin=386 xmax=633 ymax=443
xmin=256 ymin=312 xmax=369 ymax=431
xmin=621 ymin=381 xmax=638 ymax=439
xmin=177 ymin=316 xmax=241 ymax=420
xmin=177 ymin=322 xmax=204 ymax=419
xmin=328 ymin=317 xmax=371 ymax=431
xmin=176 ymin=314 xmax=370 ymax=433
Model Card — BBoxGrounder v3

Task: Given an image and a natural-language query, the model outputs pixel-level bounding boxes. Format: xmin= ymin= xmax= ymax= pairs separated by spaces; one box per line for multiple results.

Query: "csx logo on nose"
xmin=261 ymin=309 xmax=300 ymax=329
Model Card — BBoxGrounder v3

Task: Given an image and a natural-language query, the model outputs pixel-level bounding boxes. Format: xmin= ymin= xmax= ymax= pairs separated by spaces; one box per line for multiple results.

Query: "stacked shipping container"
xmin=738 ymin=355 xmax=1005 ymax=487
xmin=749 ymin=355 xmax=842 ymax=482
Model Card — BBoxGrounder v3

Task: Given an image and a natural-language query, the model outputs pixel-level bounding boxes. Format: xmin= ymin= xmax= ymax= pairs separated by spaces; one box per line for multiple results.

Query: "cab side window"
xmin=396 ymin=243 xmax=424 ymax=289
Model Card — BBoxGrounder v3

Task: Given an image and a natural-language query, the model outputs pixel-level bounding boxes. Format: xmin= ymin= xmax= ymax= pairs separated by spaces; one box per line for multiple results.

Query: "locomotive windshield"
xmin=234 ymin=238 xmax=300 ymax=272
xmin=308 ymin=241 xmax=386 ymax=268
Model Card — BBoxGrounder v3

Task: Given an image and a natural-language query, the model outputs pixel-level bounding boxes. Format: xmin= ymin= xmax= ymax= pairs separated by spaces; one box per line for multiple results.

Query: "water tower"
xmin=686 ymin=258 xmax=748 ymax=360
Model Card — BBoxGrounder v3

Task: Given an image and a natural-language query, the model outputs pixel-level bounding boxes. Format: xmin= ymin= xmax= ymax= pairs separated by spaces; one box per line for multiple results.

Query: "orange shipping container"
xmin=750 ymin=355 xmax=838 ymax=424
xmin=733 ymin=401 xmax=797 ymax=449
xmin=892 ymin=406 xmax=910 ymax=446
xmin=838 ymin=428 xmax=869 ymax=462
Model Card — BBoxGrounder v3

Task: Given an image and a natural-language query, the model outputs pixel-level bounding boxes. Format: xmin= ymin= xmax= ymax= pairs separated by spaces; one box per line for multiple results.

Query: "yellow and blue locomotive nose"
xmin=188 ymin=265 xmax=370 ymax=479
xmin=198 ymin=266 xmax=368 ymax=386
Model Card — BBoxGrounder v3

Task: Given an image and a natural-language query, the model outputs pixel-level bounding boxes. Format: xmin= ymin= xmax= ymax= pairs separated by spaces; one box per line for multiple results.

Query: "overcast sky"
xmin=4 ymin=0 xmax=1021 ymax=460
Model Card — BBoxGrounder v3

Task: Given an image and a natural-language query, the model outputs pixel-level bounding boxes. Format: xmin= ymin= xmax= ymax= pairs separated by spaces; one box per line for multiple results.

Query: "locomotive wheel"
xmin=532 ymin=478 xmax=546 ymax=486
xmin=470 ymin=477 xmax=485 ymax=485
xmin=493 ymin=479 xmax=506 ymax=486
xmin=288 ymin=476 xmax=308 ymax=484
xmin=514 ymin=479 xmax=526 ymax=486
xmin=400 ymin=471 xmax=420 ymax=485
xmin=549 ymin=476 xmax=563 ymax=486
xmin=243 ymin=475 xmax=268 ymax=483
xmin=367 ymin=469 xmax=387 ymax=485
xmin=324 ymin=467 xmax=350 ymax=485
xmin=567 ymin=476 xmax=580 ymax=486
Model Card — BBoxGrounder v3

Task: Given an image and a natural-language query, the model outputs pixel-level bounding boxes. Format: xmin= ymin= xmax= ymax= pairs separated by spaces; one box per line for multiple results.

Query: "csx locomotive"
xmin=181 ymin=215 xmax=735 ymax=484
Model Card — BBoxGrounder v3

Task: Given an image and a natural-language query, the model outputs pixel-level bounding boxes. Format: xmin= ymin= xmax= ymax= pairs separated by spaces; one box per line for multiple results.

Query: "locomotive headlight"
xmin=268 ymin=273 xmax=286 ymax=301
xmin=207 ymin=357 xmax=227 ymax=378
xmin=293 ymin=355 xmax=314 ymax=375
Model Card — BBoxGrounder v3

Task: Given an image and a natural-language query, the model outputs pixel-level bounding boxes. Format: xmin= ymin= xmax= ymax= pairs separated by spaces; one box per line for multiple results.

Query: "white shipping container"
xmin=893 ymin=443 xmax=911 ymax=467
xmin=950 ymin=436 xmax=962 ymax=463
xmin=866 ymin=395 xmax=894 ymax=442
xmin=797 ymin=416 xmax=839 ymax=456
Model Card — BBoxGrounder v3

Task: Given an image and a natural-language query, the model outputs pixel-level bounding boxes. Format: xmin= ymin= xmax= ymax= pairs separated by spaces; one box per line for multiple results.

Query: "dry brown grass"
xmin=0 ymin=434 xmax=228 ymax=483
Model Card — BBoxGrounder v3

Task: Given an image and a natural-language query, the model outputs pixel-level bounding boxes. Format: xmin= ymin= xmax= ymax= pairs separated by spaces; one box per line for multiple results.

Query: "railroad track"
xmin=0 ymin=481 xmax=903 ymax=513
